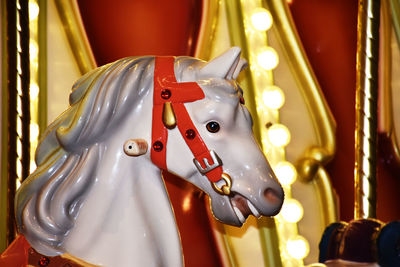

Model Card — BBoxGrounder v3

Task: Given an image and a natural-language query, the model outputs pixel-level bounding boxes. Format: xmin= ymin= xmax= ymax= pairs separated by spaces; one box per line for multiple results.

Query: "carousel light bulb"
xmin=16 ymin=178 xmax=22 ymax=189
xmin=30 ymin=160 xmax=37 ymax=174
xmin=30 ymin=123 xmax=39 ymax=142
xmin=16 ymin=160 xmax=23 ymax=181
xmin=267 ymin=124 xmax=291 ymax=147
xmin=251 ymin=8 xmax=273 ymax=31
xmin=280 ymin=199 xmax=303 ymax=223
xmin=29 ymin=1 xmax=39 ymax=21
xmin=257 ymin=47 xmax=279 ymax=70
xmin=16 ymin=139 xmax=22 ymax=159
xmin=262 ymin=85 xmax=285 ymax=110
xmin=30 ymin=82 xmax=39 ymax=100
xmin=30 ymin=41 xmax=39 ymax=60
xmin=286 ymin=236 xmax=310 ymax=259
xmin=17 ymin=115 xmax=22 ymax=136
xmin=274 ymin=161 xmax=297 ymax=186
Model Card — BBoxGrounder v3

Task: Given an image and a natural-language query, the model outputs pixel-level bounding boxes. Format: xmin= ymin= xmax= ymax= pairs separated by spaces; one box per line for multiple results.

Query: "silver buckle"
xmin=193 ymin=150 xmax=223 ymax=175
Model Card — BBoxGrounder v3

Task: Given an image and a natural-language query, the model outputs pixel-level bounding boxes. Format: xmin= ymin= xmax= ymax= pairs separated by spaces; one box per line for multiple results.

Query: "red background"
xmin=289 ymin=0 xmax=400 ymax=222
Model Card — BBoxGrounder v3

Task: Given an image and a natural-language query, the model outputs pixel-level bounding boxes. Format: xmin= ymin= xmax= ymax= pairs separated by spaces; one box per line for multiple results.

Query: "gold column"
xmin=390 ymin=0 xmax=400 ymax=44
xmin=54 ymin=0 xmax=96 ymax=74
xmin=0 ymin=0 xmax=9 ymax=253
xmin=1 ymin=0 xmax=32 ymax=251
xmin=354 ymin=0 xmax=381 ymax=219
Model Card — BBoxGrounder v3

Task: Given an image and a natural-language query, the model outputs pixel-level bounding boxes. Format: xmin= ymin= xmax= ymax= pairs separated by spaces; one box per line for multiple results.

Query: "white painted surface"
xmin=17 ymin=49 xmax=283 ymax=266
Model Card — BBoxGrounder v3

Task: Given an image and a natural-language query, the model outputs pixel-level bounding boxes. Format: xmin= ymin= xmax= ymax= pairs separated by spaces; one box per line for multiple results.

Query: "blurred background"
xmin=1 ymin=0 xmax=400 ymax=266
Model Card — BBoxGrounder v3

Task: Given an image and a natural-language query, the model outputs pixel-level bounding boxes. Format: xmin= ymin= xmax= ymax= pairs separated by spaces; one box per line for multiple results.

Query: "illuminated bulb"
xmin=262 ymin=85 xmax=285 ymax=110
xmin=16 ymin=179 xmax=22 ymax=189
xmin=30 ymin=41 xmax=39 ymax=60
xmin=267 ymin=124 xmax=291 ymax=147
xmin=16 ymin=140 xmax=22 ymax=159
xmin=280 ymin=199 xmax=303 ymax=223
xmin=257 ymin=47 xmax=279 ymax=70
xmin=30 ymin=82 xmax=39 ymax=100
xmin=274 ymin=161 xmax=297 ymax=186
xmin=29 ymin=1 xmax=39 ymax=21
xmin=251 ymin=8 xmax=273 ymax=31
xmin=31 ymin=59 xmax=39 ymax=71
xmin=30 ymin=123 xmax=39 ymax=142
xmin=286 ymin=236 xmax=310 ymax=259
xmin=30 ymin=160 xmax=37 ymax=174
xmin=16 ymin=160 xmax=23 ymax=180
xmin=17 ymin=115 xmax=22 ymax=135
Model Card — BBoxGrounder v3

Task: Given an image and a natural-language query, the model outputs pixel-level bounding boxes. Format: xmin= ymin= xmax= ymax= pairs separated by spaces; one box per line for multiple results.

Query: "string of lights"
xmin=241 ymin=1 xmax=309 ymax=265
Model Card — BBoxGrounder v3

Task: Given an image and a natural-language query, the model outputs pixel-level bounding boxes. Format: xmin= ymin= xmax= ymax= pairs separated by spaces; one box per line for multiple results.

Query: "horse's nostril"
xmin=264 ymin=188 xmax=281 ymax=204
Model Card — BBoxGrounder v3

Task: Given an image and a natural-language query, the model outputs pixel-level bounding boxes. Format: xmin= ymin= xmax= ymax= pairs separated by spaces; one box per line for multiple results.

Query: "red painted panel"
xmin=289 ymin=0 xmax=400 ymax=222
xmin=77 ymin=0 xmax=202 ymax=65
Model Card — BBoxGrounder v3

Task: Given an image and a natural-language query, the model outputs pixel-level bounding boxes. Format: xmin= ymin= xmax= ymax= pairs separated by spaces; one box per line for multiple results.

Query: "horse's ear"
xmin=199 ymin=47 xmax=247 ymax=80
xmin=232 ymin=58 xmax=248 ymax=80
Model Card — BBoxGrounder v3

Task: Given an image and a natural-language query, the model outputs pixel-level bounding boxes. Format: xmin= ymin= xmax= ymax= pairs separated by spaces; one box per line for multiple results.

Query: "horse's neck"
xmin=62 ymin=157 xmax=183 ymax=267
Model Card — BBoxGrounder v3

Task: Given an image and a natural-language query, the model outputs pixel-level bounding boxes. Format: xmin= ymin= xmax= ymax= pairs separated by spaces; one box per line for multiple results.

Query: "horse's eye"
xmin=206 ymin=121 xmax=220 ymax=133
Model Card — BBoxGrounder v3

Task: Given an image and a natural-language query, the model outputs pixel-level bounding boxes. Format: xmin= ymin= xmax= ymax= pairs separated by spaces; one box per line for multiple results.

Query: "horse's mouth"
xmin=230 ymin=192 xmax=261 ymax=224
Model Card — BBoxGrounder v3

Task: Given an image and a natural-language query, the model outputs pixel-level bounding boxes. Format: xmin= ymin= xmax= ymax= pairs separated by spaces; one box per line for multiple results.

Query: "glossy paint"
xmin=15 ymin=48 xmax=283 ymax=267
xmin=75 ymin=2 xmax=219 ymax=265
xmin=75 ymin=2 xmax=400 ymax=254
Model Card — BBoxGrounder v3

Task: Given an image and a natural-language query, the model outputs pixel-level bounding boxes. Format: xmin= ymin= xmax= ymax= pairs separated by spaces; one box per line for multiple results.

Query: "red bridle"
xmin=151 ymin=57 xmax=231 ymax=195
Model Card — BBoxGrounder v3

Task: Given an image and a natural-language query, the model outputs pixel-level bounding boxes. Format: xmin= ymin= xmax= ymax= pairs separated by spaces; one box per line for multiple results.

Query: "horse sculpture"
xmin=13 ymin=47 xmax=284 ymax=266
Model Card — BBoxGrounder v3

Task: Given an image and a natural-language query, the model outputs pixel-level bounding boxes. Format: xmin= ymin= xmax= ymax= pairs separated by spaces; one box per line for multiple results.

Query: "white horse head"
xmin=15 ymin=47 xmax=283 ymax=267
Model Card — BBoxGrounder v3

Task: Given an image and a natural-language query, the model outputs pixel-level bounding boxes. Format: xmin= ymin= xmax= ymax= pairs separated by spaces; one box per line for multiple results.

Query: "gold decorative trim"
xmin=0 ymin=0 xmax=9 ymax=253
xmin=194 ymin=0 xmax=220 ymax=60
xmin=224 ymin=0 xmax=262 ymax=143
xmin=381 ymin=0 xmax=400 ymax=168
xmin=54 ymin=0 xmax=97 ymax=74
xmin=264 ymin=0 xmax=335 ymax=178
xmin=38 ymin=0 xmax=48 ymax=135
xmin=354 ymin=0 xmax=380 ymax=219
xmin=264 ymin=0 xmax=338 ymax=224
xmin=390 ymin=0 xmax=400 ymax=45
xmin=2 ymin=0 xmax=34 ymax=250
xmin=224 ymin=0 xmax=283 ymax=265
xmin=314 ymin=168 xmax=339 ymax=226
xmin=62 ymin=253 xmax=101 ymax=267
xmin=258 ymin=217 xmax=283 ymax=267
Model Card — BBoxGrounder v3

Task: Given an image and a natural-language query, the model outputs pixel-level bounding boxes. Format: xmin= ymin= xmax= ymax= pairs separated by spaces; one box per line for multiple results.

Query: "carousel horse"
xmin=5 ymin=47 xmax=284 ymax=266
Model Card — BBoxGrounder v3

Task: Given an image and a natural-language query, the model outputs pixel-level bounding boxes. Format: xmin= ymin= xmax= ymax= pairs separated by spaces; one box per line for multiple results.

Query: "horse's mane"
xmin=15 ymin=55 xmax=201 ymax=255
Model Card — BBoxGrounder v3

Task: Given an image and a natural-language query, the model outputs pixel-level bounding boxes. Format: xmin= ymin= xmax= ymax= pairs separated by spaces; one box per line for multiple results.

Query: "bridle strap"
xmin=151 ymin=56 xmax=223 ymax=183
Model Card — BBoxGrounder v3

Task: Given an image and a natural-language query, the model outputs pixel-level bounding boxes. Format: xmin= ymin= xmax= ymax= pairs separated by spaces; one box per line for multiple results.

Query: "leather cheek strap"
xmin=150 ymin=56 xmax=223 ymax=183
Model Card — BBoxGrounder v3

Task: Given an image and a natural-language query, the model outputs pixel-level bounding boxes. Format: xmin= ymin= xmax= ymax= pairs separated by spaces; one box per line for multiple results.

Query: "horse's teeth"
xmin=247 ymin=200 xmax=261 ymax=218
xmin=233 ymin=207 xmax=246 ymax=224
